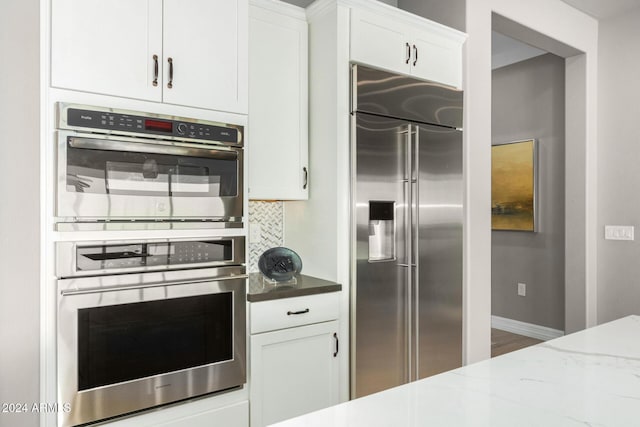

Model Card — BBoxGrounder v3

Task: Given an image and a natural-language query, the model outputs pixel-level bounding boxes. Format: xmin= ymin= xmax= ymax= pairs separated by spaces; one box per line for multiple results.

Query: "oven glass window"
xmin=66 ymin=140 xmax=238 ymax=197
xmin=77 ymin=293 xmax=233 ymax=391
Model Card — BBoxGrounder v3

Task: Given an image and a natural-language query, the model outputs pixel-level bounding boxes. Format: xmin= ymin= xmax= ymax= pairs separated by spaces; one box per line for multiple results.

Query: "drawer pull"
xmin=333 ymin=333 xmax=339 ymax=357
xmin=287 ymin=308 xmax=310 ymax=316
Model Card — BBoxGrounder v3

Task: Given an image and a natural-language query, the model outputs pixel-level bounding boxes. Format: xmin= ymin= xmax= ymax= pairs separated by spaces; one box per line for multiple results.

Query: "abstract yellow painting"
xmin=491 ymin=139 xmax=537 ymax=231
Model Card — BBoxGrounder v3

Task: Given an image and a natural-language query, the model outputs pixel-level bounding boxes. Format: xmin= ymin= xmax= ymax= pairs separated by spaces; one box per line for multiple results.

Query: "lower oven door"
xmin=56 ymin=130 xmax=243 ymax=223
xmin=57 ymin=266 xmax=247 ymax=427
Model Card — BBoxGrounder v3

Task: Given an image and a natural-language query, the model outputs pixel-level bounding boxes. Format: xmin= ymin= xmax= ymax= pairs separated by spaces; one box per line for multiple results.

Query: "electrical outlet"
xmin=249 ymin=223 xmax=262 ymax=243
xmin=517 ymin=282 xmax=526 ymax=297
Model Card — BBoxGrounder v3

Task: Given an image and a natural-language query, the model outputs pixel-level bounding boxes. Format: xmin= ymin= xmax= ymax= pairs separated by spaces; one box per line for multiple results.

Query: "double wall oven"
xmin=56 ymin=236 xmax=247 ymax=427
xmin=53 ymin=103 xmax=248 ymax=426
xmin=56 ymin=103 xmax=244 ymax=230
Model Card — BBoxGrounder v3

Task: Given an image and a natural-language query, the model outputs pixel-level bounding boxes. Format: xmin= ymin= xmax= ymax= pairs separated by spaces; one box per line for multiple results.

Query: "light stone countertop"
xmin=272 ymin=315 xmax=640 ymax=427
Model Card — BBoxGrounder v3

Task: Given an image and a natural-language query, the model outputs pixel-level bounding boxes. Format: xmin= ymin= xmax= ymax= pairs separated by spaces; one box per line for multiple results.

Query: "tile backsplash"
xmin=248 ymin=201 xmax=284 ymax=273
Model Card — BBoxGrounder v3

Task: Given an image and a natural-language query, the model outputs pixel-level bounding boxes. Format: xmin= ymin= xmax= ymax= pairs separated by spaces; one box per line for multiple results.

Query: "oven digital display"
xmin=147 ymin=243 xmax=176 ymax=256
xmin=145 ymin=119 xmax=173 ymax=133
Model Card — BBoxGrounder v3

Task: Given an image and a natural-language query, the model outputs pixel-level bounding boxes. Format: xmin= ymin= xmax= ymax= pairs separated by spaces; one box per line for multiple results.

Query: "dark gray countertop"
xmin=247 ymin=273 xmax=342 ymax=302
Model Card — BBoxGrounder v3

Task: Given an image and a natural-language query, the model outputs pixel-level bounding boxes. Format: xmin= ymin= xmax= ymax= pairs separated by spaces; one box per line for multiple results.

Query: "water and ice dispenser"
xmin=368 ymin=201 xmax=395 ymax=261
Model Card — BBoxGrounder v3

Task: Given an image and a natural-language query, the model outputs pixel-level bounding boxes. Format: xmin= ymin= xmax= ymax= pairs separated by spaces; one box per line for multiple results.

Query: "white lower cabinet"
xmin=249 ymin=294 xmax=340 ymax=427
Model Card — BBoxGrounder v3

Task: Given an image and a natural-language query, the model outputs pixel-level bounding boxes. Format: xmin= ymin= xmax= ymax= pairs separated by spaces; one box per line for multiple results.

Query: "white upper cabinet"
xmin=162 ymin=0 xmax=247 ymax=113
xmin=350 ymin=6 xmax=465 ymax=88
xmin=51 ymin=0 xmax=248 ymax=114
xmin=51 ymin=0 xmax=163 ymax=102
xmin=248 ymin=0 xmax=308 ymax=200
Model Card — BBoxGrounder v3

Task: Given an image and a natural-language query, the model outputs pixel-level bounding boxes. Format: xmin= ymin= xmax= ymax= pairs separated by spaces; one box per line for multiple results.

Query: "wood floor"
xmin=491 ymin=328 xmax=543 ymax=357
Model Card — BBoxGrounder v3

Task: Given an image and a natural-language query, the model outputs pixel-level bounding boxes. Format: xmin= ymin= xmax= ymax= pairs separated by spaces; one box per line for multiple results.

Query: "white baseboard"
xmin=491 ymin=315 xmax=564 ymax=341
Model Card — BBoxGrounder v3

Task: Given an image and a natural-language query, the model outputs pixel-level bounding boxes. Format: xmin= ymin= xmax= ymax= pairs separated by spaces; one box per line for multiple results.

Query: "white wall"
xmin=0 ymin=1 xmax=41 ymax=426
xmin=597 ymin=6 xmax=640 ymax=323
xmin=465 ymin=0 xmax=598 ymax=362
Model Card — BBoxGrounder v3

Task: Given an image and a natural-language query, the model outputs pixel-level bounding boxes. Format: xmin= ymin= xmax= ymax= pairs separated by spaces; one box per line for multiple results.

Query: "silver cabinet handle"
xmin=152 ymin=55 xmax=159 ymax=87
xmin=303 ymin=167 xmax=308 ymax=189
xmin=413 ymin=45 xmax=418 ymax=66
xmin=405 ymin=42 xmax=411 ymax=64
xmin=167 ymin=57 xmax=174 ymax=89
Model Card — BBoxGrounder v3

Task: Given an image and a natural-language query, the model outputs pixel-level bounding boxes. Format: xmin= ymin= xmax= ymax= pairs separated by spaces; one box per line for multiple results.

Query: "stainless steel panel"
xmin=352 ymin=64 xmax=463 ymax=129
xmin=415 ymin=125 xmax=463 ymax=379
xmin=352 ymin=112 xmax=410 ymax=398
xmin=56 ymin=266 xmax=247 ymax=427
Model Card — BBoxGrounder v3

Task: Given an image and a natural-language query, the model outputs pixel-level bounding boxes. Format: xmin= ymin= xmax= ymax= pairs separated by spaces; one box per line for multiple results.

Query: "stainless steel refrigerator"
xmin=350 ymin=65 xmax=463 ymax=398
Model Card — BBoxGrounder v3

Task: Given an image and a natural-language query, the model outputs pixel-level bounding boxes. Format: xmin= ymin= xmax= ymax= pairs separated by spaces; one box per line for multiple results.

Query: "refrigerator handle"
xmin=412 ymin=128 xmax=419 ymax=268
xmin=411 ymin=126 xmax=420 ymax=381
xmin=405 ymin=123 xmax=413 ymax=384
xmin=398 ymin=124 xmax=412 ymax=269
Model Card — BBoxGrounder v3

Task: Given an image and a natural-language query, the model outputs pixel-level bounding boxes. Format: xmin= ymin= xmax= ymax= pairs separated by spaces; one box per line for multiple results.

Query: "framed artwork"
xmin=491 ymin=139 xmax=537 ymax=232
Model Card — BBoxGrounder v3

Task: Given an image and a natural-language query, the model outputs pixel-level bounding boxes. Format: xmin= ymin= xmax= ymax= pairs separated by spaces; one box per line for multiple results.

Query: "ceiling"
xmin=560 ymin=0 xmax=640 ymax=19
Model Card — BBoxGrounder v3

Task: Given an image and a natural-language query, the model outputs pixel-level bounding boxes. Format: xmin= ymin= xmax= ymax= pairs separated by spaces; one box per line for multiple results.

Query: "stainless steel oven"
xmin=55 ymin=237 xmax=247 ymax=427
xmin=55 ymin=103 xmax=244 ymax=230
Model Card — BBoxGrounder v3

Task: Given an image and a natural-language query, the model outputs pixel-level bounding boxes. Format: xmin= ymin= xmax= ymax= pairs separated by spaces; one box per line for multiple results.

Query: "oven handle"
xmin=68 ymin=136 xmax=238 ymax=160
xmin=60 ymin=274 xmax=249 ymax=296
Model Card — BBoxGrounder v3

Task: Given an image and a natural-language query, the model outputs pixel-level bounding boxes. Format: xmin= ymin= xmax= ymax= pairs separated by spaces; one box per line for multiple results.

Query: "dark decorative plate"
xmin=258 ymin=247 xmax=302 ymax=281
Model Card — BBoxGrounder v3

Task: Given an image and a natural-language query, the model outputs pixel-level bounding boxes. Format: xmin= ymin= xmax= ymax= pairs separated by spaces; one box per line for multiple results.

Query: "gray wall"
xmin=491 ymin=54 xmax=566 ymax=330
xmin=0 ymin=1 xmax=41 ymax=427
xmin=597 ymin=7 xmax=640 ymax=323
xmin=397 ymin=0 xmax=465 ymax=32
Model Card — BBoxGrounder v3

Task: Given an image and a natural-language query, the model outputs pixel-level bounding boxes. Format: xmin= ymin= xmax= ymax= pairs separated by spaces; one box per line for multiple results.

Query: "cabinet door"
xmin=350 ymin=8 xmax=410 ymax=76
xmin=162 ymin=0 xmax=248 ymax=113
xmin=410 ymin=26 xmax=463 ymax=88
xmin=250 ymin=321 xmax=339 ymax=427
xmin=248 ymin=2 xmax=308 ymax=200
xmin=51 ymin=0 xmax=163 ymax=101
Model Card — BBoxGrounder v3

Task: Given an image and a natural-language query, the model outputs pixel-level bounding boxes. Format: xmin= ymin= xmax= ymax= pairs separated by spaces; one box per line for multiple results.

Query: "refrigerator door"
xmin=352 ymin=112 xmax=411 ymax=398
xmin=414 ymin=124 xmax=463 ymax=379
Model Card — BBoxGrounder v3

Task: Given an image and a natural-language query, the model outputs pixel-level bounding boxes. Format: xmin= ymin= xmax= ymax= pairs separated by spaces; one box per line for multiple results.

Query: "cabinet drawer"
xmin=250 ymin=292 xmax=339 ymax=334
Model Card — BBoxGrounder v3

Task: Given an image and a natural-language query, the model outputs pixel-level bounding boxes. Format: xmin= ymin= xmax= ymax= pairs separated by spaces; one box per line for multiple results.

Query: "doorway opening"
xmin=489 ymin=13 xmax=587 ymax=356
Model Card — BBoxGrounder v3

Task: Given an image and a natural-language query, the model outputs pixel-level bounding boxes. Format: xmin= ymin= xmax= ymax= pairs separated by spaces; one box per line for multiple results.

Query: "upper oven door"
xmin=56 ymin=130 xmax=243 ymax=221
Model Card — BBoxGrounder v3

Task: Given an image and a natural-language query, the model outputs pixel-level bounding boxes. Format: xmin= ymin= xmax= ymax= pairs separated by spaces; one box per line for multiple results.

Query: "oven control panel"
xmin=77 ymin=241 xmax=232 ymax=271
xmin=56 ymin=237 xmax=246 ymax=278
xmin=60 ymin=104 xmax=242 ymax=145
